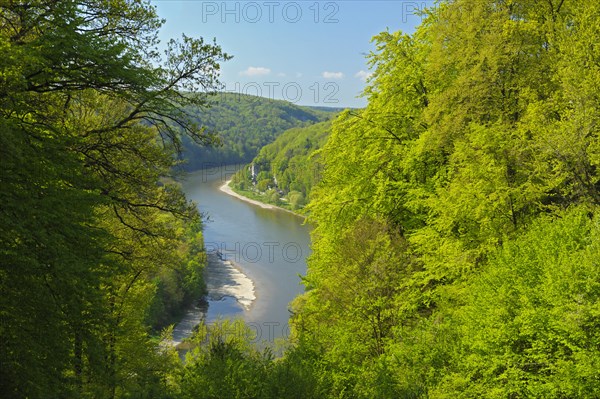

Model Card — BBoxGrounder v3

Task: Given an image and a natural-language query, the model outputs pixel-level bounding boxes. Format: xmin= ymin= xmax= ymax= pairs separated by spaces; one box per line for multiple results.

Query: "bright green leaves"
xmin=515 ymin=0 xmax=600 ymax=207
xmin=292 ymin=217 xmax=417 ymax=394
xmin=307 ymin=28 xmax=429 ymax=235
xmin=175 ymin=320 xmax=274 ymax=399
xmin=292 ymin=0 xmax=600 ymax=397
xmin=435 ymin=208 xmax=600 ymax=397
xmin=413 ymin=121 xmax=544 ymax=279
xmin=231 ymin=120 xmax=331 ymax=211
xmin=0 ymin=1 xmax=226 ymax=397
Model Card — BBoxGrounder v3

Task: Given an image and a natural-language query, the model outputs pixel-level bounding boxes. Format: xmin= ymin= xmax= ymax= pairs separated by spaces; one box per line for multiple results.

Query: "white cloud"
xmin=322 ymin=71 xmax=344 ymax=79
xmin=240 ymin=66 xmax=271 ymax=76
xmin=296 ymin=72 xmax=303 ymax=78
xmin=277 ymin=72 xmax=286 ymax=77
xmin=355 ymin=70 xmax=372 ymax=82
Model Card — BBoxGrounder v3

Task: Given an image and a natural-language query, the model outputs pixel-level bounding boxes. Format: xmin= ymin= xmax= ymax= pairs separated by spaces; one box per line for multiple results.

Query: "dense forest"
xmin=290 ymin=0 xmax=600 ymax=396
xmin=0 ymin=1 xmax=221 ymax=397
xmin=181 ymin=94 xmax=336 ymax=169
xmin=230 ymin=120 xmax=331 ymax=211
xmin=204 ymin=0 xmax=600 ymax=397
xmin=3 ymin=0 xmax=600 ymax=398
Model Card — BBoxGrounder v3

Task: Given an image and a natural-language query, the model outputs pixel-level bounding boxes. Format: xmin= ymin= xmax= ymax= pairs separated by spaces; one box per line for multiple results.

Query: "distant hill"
xmin=304 ymin=105 xmax=348 ymax=113
xmin=181 ymin=93 xmax=336 ymax=169
xmin=231 ymin=120 xmax=332 ymax=211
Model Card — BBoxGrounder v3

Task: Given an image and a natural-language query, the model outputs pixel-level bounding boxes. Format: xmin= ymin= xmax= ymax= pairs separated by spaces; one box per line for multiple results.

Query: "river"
xmin=172 ymin=165 xmax=311 ymax=345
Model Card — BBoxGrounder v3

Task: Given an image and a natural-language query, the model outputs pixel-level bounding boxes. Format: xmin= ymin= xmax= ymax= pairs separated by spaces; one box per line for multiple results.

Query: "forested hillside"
xmin=0 ymin=1 xmax=223 ymax=397
xmin=291 ymin=0 xmax=600 ymax=396
xmin=4 ymin=0 xmax=600 ymax=398
xmin=230 ymin=120 xmax=331 ymax=211
xmin=176 ymin=0 xmax=600 ymax=397
xmin=181 ymin=94 xmax=335 ymax=169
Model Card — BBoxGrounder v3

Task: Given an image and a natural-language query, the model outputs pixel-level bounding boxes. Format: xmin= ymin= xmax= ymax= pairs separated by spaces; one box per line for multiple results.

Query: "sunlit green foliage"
xmin=181 ymin=95 xmax=337 ymax=169
xmin=434 ymin=208 xmax=600 ymax=397
xmin=172 ymin=320 xmax=326 ymax=399
xmin=0 ymin=1 xmax=225 ymax=397
xmin=231 ymin=120 xmax=332 ymax=211
xmin=289 ymin=0 xmax=600 ymax=397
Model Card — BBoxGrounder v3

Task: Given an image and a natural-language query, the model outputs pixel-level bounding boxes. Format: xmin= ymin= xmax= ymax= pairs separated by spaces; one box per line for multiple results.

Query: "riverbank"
xmin=169 ymin=252 xmax=256 ymax=348
xmin=174 ymin=168 xmax=310 ymax=346
xmin=204 ymin=252 xmax=256 ymax=310
xmin=219 ymin=180 xmax=304 ymax=217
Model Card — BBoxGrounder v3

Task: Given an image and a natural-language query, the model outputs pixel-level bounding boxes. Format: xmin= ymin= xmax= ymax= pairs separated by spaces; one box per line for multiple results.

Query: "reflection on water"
xmin=206 ymin=296 xmax=242 ymax=321
xmin=172 ymin=166 xmax=311 ymax=344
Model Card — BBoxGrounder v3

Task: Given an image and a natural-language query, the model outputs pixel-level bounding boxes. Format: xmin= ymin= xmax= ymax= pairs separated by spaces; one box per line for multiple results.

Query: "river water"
xmin=175 ymin=165 xmax=311 ymax=345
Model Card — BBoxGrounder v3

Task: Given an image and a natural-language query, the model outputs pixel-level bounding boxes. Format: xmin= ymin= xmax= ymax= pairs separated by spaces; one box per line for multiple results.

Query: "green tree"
xmin=292 ymin=218 xmax=416 ymax=395
xmin=175 ymin=320 xmax=273 ymax=399
xmin=257 ymin=178 xmax=272 ymax=192
xmin=267 ymin=189 xmax=281 ymax=205
xmin=288 ymin=191 xmax=305 ymax=210
xmin=434 ymin=208 xmax=600 ymax=397
xmin=292 ymin=0 xmax=600 ymax=396
xmin=0 ymin=1 xmax=228 ymax=397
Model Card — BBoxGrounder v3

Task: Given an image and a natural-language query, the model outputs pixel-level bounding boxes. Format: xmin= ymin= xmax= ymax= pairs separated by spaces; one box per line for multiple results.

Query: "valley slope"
xmin=182 ymin=93 xmax=337 ymax=169
xmin=230 ymin=119 xmax=332 ymax=212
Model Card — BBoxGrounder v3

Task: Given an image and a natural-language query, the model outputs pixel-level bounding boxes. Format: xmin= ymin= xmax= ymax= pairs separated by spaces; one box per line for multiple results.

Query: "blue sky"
xmin=151 ymin=1 xmax=434 ymax=108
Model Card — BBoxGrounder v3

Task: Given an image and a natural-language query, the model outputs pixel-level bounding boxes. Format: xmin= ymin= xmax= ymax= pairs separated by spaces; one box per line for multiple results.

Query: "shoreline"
xmin=171 ymin=174 xmax=300 ymax=348
xmin=169 ymin=252 xmax=255 ymax=348
xmin=219 ymin=180 xmax=304 ymax=217
xmin=204 ymin=252 xmax=256 ymax=311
